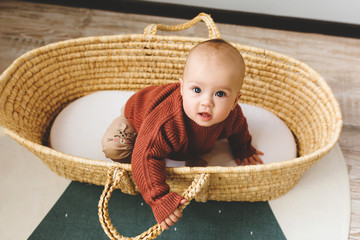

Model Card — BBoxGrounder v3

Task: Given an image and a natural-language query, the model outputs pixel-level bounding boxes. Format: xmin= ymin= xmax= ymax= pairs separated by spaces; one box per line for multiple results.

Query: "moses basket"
xmin=0 ymin=13 xmax=342 ymax=239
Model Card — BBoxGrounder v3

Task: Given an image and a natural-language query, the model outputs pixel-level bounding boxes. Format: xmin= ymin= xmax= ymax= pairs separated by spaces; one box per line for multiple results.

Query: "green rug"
xmin=29 ymin=181 xmax=286 ymax=240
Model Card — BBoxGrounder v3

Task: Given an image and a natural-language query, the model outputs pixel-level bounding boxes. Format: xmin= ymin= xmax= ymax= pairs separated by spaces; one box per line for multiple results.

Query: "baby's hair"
xmin=186 ymin=38 xmax=245 ymax=73
xmin=191 ymin=38 xmax=242 ymax=57
xmin=187 ymin=38 xmax=245 ymax=66
xmin=200 ymin=38 xmax=229 ymax=47
xmin=196 ymin=38 xmax=234 ymax=50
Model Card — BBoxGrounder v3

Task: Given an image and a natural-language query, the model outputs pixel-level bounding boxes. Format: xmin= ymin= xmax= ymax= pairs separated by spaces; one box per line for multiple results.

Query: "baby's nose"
xmin=201 ymin=96 xmax=214 ymax=107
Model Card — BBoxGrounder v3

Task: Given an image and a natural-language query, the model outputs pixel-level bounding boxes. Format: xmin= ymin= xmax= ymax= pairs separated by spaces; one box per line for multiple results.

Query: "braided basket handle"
xmin=144 ymin=12 xmax=221 ymax=39
xmin=98 ymin=167 xmax=210 ymax=239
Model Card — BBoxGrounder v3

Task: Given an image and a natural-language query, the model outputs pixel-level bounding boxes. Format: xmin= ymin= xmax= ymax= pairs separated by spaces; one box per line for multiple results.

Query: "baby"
xmin=102 ymin=38 xmax=263 ymax=230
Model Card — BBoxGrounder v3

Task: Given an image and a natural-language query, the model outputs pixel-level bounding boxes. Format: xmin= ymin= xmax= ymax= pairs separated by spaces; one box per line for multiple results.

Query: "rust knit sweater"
xmin=124 ymin=83 xmax=256 ymax=223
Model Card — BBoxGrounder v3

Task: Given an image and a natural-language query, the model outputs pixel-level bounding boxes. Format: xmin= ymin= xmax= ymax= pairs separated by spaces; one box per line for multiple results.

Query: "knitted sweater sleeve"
xmin=227 ymin=106 xmax=257 ymax=159
xmin=131 ymin=111 xmax=185 ymax=224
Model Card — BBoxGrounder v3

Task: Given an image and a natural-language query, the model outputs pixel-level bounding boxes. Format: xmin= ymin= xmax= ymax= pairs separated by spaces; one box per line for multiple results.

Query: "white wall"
xmin=145 ymin=0 xmax=360 ymax=25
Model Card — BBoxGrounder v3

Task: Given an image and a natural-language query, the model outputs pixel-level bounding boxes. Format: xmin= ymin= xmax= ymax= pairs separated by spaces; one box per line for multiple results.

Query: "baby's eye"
xmin=192 ymin=87 xmax=201 ymax=93
xmin=215 ymin=91 xmax=226 ymax=97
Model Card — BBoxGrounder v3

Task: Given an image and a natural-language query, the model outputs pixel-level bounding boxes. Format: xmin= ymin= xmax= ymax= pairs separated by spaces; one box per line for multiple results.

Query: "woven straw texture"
xmin=0 ymin=13 xmax=342 ymax=204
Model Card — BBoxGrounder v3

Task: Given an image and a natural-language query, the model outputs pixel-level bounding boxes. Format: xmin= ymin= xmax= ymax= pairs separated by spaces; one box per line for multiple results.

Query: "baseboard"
xmin=23 ymin=0 xmax=360 ymax=39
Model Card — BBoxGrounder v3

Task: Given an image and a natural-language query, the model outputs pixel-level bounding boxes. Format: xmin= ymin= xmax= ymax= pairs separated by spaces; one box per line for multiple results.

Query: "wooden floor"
xmin=0 ymin=1 xmax=359 ymax=239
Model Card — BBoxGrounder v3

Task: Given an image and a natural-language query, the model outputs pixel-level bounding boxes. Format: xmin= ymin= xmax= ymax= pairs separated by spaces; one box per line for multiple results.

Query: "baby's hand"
xmin=236 ymin=150 xmax=264 ymax=166
xmin=185 ymin=158 xmax=208 ymax=167
xmin=160 ymin=199 xmax=187 ymax=230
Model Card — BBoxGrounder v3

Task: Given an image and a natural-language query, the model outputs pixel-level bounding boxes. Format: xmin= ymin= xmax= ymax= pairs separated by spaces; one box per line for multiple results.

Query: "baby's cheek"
xmin=113 ymin=138 xmax=119 ymax=143
xmin=183 ymin=98 xmax=196 ymax=115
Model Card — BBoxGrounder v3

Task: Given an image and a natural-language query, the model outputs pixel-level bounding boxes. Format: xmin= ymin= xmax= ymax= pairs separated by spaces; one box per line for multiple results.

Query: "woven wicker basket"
xmin=0 ymin=13 xmax=342 ymax=239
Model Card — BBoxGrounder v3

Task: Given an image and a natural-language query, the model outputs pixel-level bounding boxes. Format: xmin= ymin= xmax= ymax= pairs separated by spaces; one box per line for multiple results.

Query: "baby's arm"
xmin=131 ymin=120 xmax=187 ymax=225
xmin=227 ymin=106 xmax=264 ymax=165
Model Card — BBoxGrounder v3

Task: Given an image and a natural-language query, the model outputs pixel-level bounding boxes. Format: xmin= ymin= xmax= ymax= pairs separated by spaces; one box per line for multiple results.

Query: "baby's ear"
xmin=237 ymin=91 xmax=242 ymax=100
xmin=179 ymin=78 xmax=184 ymax=95
xmin=233 ymin=92 xmax=242 ymax=109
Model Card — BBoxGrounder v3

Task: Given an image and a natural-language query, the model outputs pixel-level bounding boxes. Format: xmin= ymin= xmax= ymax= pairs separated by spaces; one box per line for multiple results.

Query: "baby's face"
xmin=180 ymin=48 xmax=244 ymax=127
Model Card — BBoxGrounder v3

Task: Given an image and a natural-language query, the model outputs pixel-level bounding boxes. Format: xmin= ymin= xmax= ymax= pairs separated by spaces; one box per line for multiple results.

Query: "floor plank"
xmin=0 ymin=1 xmax=359 ymax=239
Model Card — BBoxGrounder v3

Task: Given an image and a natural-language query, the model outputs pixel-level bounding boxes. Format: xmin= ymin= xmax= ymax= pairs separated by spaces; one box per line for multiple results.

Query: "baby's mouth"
xmin=199 ymin=112 xmax=212 ymax=120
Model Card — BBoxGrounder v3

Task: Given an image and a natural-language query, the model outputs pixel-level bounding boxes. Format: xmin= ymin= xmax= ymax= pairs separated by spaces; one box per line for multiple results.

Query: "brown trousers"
xmin=101 ymin=108 xmax=137 ymax=163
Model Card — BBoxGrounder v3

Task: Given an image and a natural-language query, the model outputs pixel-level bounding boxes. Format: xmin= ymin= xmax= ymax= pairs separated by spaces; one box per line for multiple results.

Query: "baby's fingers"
xmin=165 ymin=216 xmax=175 ymax=227
xmin=248 ymin=155 xmax=263 ymax=165
xmin=248 ymin=156 xmax=258 ymax=165
xmin=173 ymin=208 xmax=183 ymax=218
xmin=253 ymin=155 xmax=264 ymax=164
xmin=161 ymin=220 xmax=170 ymax=230
xmin=243 ymin=158 xmax=250 ymax=165
xmin=169 ymin=213 xmax=179 ymax=223
xmin=161 ymin=216 xmax=176 ymax=230
xmin=256 ymin=150 xmax=264 ymax=156
xmin=242 ymin=155 xmax=263 ymax=165
xmin=160 ymin=205 xmax=185 ymax=230
xmin=236 ymin=158 xmax=242 ymax=166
